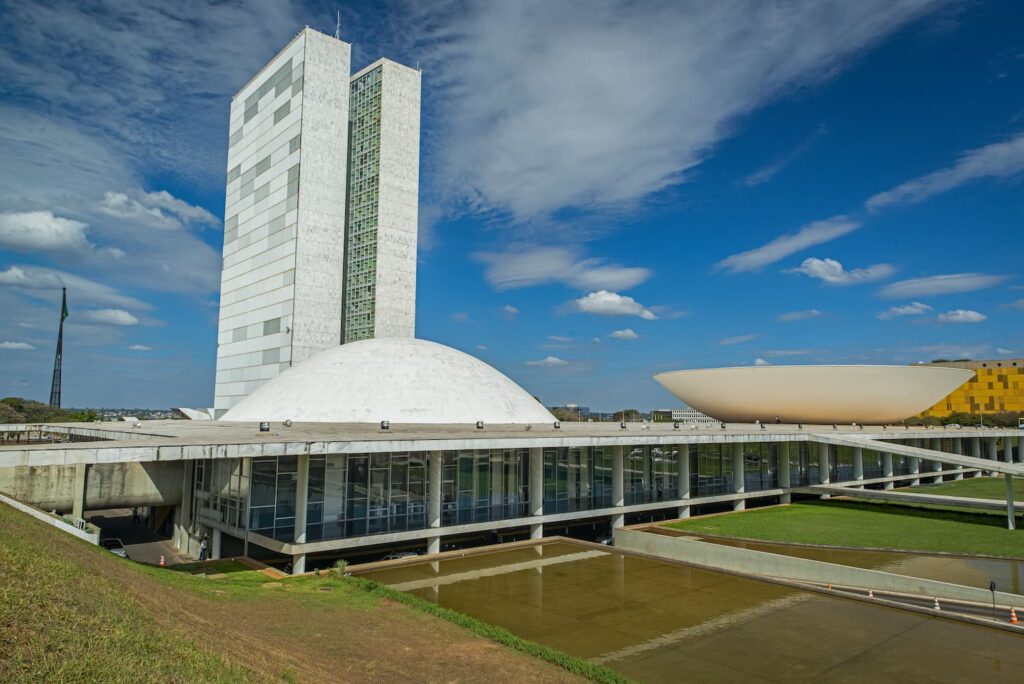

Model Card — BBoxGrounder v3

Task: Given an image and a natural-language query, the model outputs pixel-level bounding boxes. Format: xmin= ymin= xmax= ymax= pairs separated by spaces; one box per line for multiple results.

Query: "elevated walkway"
xmin=793 ymin=484 xmax=1024 ymax=513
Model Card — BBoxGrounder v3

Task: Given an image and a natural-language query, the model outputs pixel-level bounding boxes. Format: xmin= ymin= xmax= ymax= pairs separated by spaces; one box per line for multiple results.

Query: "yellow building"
xmin=918 ymin=359 xmax=1024 ymax=417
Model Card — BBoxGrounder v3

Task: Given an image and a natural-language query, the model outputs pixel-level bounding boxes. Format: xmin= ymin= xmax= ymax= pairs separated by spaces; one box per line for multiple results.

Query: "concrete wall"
xmin=0 ymin=461 xmax=184 ymax=512
xmin=0 ymin=492 xmax=99 ymax=544
xmin=614 ymin=527 xmax=1024 ymax=608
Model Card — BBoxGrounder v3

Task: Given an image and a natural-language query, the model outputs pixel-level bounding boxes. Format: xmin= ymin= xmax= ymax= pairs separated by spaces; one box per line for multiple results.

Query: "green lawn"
xmin=903 ymin=475 xmax=1024 ymax=500
xmin=666 ymin=499 xmax=1024 ymax=558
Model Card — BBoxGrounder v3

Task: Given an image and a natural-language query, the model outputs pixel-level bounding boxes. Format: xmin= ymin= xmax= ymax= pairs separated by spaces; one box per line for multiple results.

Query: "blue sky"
xmin=0 ymin=0 xmax=1021 ymax=411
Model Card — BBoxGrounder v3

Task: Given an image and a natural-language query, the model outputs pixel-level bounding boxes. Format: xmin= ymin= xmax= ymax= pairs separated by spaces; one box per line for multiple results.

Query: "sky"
xmin=0 ymin=0 xmax=1021 ymax=412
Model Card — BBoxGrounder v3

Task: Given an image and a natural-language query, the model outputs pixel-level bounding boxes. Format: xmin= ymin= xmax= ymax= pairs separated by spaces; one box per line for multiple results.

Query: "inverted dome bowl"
xmin=653 ymin=365 xmax=973 ymax=424
xmin=222 ymin=338 xmax=556 ymax=425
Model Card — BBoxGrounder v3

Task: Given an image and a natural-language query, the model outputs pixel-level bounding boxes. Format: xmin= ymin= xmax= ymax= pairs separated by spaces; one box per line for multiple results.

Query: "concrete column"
xmin=930 ymin=438 xmax=943 ymax=483
xmin=951 ymin=439 xmax=964 ymax=480
xmin=529 ymin=447 xmax=543 ymax=517
xmin=907 ymin=440 xmax=920 ymax=486
xmin=779 ymin=443 xmax=791 ymax=504
xmin=530 ymin=522 xmax=544 ymax=539
xmin=1005 ymin=438 xmax=1014 ymax=465
xmin=677 ymin=445 xmax=691 ymax=518
xmin=427 ymin=536 xmax=441 ymax=554
xmin=971 ymin=438 xmax=983 ymax=478
xmin=818 ymin=443 xmax=831 ymax=499
xmin=293 ymin=454 xmax=309 ymax=574
xmin=988 ymin=437 xmax=1000 ymax=477
xmin=882 ymin=452 xmax=894 ymax=490
xmin=178 ymin=459 xmax=194 ymax=554
xmin=611 ymin=445 xmax=624 ymax=528
xmin=428 ymin=451 xmax=442 ymax=528
xmin=853 ymin=447 xmax=864 ymax=487
xmin=211 ymin=528 xmax=222 ymax=560
xmin=71 ymin=462 xmax=87 ymax=521
xmin=732 ymin=443 xmax=745 ymax=511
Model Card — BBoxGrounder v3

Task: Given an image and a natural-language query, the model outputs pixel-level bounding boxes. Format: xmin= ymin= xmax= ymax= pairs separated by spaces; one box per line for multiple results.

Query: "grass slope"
xmin=0 ymin=504 xmax=584 ymax=683
xmin=667 ymin=500 xmax=1024 ymax=558
xmin=904 ymin=476 xmax=1024 ymax=501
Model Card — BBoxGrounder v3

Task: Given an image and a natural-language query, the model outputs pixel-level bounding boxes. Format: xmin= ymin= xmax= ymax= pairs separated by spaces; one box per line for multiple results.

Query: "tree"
xmin=612 ymin=409 xmax=641 ymax=422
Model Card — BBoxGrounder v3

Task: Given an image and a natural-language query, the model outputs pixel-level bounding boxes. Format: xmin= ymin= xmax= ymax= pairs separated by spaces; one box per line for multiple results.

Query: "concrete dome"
xmin=221 ymin=338 xmax=556 ymax=424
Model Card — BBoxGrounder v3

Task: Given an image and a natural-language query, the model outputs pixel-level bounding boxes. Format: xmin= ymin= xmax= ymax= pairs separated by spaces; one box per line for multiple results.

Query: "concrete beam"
xmin=794 ymin=484 xmax=1024 ymax=513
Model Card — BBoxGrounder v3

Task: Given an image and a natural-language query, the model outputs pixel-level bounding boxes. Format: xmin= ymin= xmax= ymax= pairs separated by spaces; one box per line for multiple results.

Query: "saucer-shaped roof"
xmin=222 ymin=338 xmax=556 ymax=424
xmin=653 ymin=365 xmax=973 ymax=424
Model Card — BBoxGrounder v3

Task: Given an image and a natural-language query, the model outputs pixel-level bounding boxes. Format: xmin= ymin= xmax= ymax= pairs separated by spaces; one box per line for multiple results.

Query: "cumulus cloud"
xmin=0 ymin=341 xmax=34 ymax=350
xmin=0 ymin=211 xmax=91 ymax=253
xmin=754 ymin=357 xmax=771 ymax=366
xmin=786 ymin=257 xmax=895 ymax=285
xmin=98 ymin=190 xmax=218 ymax=230
xmin=877 ymin=273 xmax=1010 ymax=299
xmin=609 ymin=328 xmax=639 ymax=340
xmin=778 ymin=309 xmax=822 ymax=322
xmin=418 ymin=2 xmax=940 ymax=221
xmin=79 ymin=309 xmax=139 ymax=326
xmin=574 ymin=291 xmax=657 ymax=320
xmin=719 ymin=334 xmax=758 ymax=346
xmin=937 ymin=309 xmax=986 ymax=324
xmin=716 ymin=216 xmax=861 ymax=273
xmin=476 ymin=246 xmax=651 ymax=291
xmin=878 ymin=302 xmax=933 ymax=319
xmin=866 ymin=133 xmax=1024 ymax=211
xmin=501 ymin=304 xmax=519 ymax=318
xmin=127 ymin=344 xmax=152 ymax=351
xmin=526 ymin=355 xmax=569 ymax=367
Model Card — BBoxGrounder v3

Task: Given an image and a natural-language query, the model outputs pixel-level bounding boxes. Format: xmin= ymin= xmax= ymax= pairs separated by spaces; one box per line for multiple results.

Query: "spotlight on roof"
xmin=284 ymin=419 xmax=292 ymax=428
xmin=553 ymin=421 xmax=561 ymax=429
xmin=798 ymin=423 xmax=803 ymax=430
xmin=476 ymin=420 xmax=484 ymax=430
xmin=673 ymin=421 xmax=680 ymax=429
xmin=620 ymin=421 xmax=627 ymax=430
xmin=881 ymin=425 xmax=887 ymax=430
xmin=760 ymin=423 xmax=766 ymax=430
xmin=259 ymin=421 xmax=270 ymax=433
xmin=380 ymin=420 xmax=390 ymax=430
xmin=832 ymin=424 xmax=837 ymax=430
xmin=720 ymin=422 xmax=727 ymax=430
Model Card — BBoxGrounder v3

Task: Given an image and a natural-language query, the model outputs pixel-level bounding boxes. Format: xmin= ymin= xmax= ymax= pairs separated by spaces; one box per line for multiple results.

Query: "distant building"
xmin=651 ymin=408 xmax=716 ymax=424
xmin=213 ymin=28 xmax=420 ymax=417
xmin=917 ymin=359 xmax=1024 ymax=418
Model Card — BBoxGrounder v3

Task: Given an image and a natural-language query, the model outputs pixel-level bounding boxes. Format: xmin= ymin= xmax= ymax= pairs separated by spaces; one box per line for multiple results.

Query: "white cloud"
xmin=609 ymin=328 xmax=639 ymax=340
xmin=765 ymin=349 xmax=815 ymax=357
xmin=878 ymin=301 xmax=933 ymax=319
xmin=526 ymin=355 xmax=569 ymax=367
xmin=0 ymin=341 xmax=34 ymax=350
xmin=716 ymin=216 xmax=861 ymax=273
xmin=937 ymin=309 xmax=986 ymax=324
xmin=140 ymin=190 xmax=219 ymax=226
xmin=778 ymin=309 xmax=822 ymax=322
xmin=786 ymin=257 xmax=895 ymax=285
xmin=127 ymin=344 xmax=152 ymax=351
xmin=0 ymin=265 xmax=149 ymax=309
xmin=548 ymin=335 xmax=574 ymax=343
xmin=0 ymin=211 xmax=91 ymax=253
xmin=719 ymin=334 xmax=758 ymax=346
xmin=501 ymin=304 xmax=519 ymax=317
xmin=877 ymin=273 xmax=1010 ymax=299
xmin=754 ymin=357 xmax=771 ymax=366
xmin=476 ymin=344 xmax=487 ymax=351
xmin=1006 ymin=299 xmax=1024 ymax=310
xmin=866 ymin=133 xmax=1024 ymax=211
xmin=574 ymin=291 xmax=657 ymax=320
xmin=996 ymin=348 xmax=1015 ymax=355
xmin=476 ymin=246 xmax=651 ymax=291
xmin=743 ymin=125 xmax=827 ymax=187
xmin=98 ymin=190 xmax=218 ymax=230
xmin=419 ymin=2 xmax=940 ymax=221
xmin=450 ymin=312 xmax=470 ymax=323
xmin=79 ymin=309 xmax=139 ymax=326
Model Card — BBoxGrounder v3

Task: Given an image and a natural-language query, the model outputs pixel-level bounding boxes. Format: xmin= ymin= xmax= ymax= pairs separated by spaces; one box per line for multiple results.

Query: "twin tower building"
xmin=214 ymin=29 xmax=420 ymax=417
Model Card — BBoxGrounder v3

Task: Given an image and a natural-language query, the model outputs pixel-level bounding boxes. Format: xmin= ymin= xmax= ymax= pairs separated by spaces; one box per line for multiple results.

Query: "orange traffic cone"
xmin=933 ymin=597 xmax=941 ymax=611
xmin=160 ymin=555 xmax=165 ymax=567
xmin=1011 ymin=608 xmax=1019 ymax=625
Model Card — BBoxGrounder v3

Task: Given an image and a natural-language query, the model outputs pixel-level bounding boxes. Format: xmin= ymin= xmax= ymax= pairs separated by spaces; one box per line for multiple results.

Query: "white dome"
xmin=222 ymin=338 xmax=556 ymax=425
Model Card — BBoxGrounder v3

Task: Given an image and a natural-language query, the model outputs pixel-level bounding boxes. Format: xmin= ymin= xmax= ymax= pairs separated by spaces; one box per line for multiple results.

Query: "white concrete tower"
xmin=214 ymin=29 xmax=352 ymax=417
xmin=342 ymin=59 xmax=421 ymax=342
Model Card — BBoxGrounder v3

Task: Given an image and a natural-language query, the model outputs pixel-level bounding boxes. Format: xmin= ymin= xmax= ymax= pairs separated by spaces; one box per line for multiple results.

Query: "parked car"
xmin=100 ymin=538 xmax=127 ymax=558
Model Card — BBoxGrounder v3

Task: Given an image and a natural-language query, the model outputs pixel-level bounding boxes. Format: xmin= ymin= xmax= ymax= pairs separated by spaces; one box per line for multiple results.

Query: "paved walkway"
xmin=87 ymin=508 xmax=189 ymax=565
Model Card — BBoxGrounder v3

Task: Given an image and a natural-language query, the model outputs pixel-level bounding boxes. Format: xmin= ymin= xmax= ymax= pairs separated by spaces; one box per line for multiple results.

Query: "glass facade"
xmin=542 ymin=447 xmax=615 ymax=513
xmin=441 ymin=450 xmax=529 ymax=525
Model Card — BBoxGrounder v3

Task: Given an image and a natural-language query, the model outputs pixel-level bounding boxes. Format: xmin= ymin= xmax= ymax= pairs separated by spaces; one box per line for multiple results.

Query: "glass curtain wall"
xmin=691 ymin=444 xmax=733 ymax=497
xmin=441 ymin=449 xmax=529 ymax=525
xmin=543 ymin=447 xmax=614 ymax=513
xmin=199 ymin=458 xmax=249 ymax=531
xmin=742 ymin=443 xmax=779 ymax=492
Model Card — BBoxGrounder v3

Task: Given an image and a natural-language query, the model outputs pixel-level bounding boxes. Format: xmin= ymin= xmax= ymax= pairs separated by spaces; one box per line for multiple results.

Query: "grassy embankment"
xmin=666 ymin=499 xmax=1024 ymax=558
xmin=0 ymin=502 xmax=622 ymax=683
xmin=904 ymin=476 xmax=1024 ymax=500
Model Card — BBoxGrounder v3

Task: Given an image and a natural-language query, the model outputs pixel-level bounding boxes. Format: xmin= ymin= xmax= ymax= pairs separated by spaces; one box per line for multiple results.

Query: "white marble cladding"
xmin=215 ymin=29 xmax=352 ymax=417
xmin=372 ymin=60 xmax=420 ymax=339
xmin=291 ymin=31 xmax=350 ymax=364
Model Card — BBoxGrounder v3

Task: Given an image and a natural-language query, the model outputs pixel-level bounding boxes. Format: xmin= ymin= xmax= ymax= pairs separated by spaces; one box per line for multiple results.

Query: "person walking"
xmin=199 ymin=535 xmax=208 ymax=561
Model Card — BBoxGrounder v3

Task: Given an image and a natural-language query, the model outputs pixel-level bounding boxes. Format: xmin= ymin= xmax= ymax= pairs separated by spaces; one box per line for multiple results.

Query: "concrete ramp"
xmin=793 ymin=484 xmax=1024 ymax=513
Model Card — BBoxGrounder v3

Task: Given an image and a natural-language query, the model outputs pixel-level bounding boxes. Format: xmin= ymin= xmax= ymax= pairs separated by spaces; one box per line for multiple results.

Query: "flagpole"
xmin=49 ymin=287 xmax=67 ymax=409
